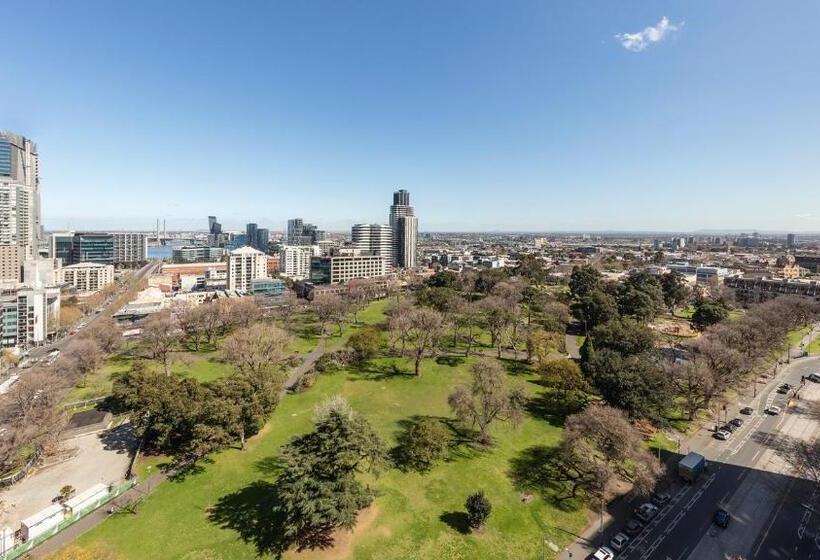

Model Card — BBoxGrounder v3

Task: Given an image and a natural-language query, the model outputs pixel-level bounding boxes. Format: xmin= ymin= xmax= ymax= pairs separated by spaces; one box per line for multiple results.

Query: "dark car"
xmin=714 ymin=509 xmax=730 ymax=528
xmin=729 ymin=418 xmax=744 ymax=428
xmin=624 ymin=519 xmax=643 ymax=536
xmin=721 ymin=424 xmax=737 ymax=433
xmin=740 ymin=407 xmax=754 ymax=415
xmin=652 ymin=492 xmax=671 ymax=507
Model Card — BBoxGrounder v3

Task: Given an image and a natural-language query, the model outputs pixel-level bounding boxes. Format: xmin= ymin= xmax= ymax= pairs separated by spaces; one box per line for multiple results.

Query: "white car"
xmin=593 ymin=546 xmax=615 ymax=560
xmin=610 ymin=532 xmax=630 ymax=551
xmin=766 ymin=405 xmax=782 ymax=415
xmin=714 ymin=430 xmax=731 ymax=440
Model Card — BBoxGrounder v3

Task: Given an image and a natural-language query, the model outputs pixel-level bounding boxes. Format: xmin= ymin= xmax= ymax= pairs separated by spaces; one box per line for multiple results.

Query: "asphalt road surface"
xmin=608 ymin=355 xmax=820 ymax=560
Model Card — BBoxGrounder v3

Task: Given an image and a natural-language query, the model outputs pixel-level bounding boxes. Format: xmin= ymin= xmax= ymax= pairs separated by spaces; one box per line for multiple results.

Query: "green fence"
xmin=1 ymin=479 xmax=136 ymax=559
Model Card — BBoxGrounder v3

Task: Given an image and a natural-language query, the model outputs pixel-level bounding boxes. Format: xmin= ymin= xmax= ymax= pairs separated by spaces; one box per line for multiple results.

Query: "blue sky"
xmin=2 ymin=1 xmax=819 ymax=232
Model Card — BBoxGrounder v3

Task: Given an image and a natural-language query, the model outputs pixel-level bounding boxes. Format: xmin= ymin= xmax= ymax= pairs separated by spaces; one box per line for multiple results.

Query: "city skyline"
xmin=3 ymin=2 xmax=820 ymax=232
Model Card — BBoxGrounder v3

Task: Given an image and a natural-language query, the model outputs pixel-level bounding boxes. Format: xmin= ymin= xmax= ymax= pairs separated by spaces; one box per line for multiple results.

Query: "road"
xmin=572 ymin=354 xmax=820 ymax=560
xmin=19 ymin=261 xmax=159 ymax=362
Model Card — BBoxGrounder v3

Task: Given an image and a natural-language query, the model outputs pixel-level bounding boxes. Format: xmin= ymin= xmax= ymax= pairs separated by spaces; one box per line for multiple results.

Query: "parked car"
xmin=714 ymin=430 xmax=731 ymax=440
xmin=623 ymin=519 xmax=643 ymax=536
xmin=652 ymin=492 xmax=671 ymax=507
xmin=592 ymin=546 xmax=615 ymax=560
xmin=777 ymin=386 xmax=790 ymax=395
xmin=766 ymin=405 xmax=782 ymax=415
xmin=721 ymin=423 xmax=737 ymax=433
xmin=729 ymin=418 xmax=744 ymax=428
xmin=635 ymin=503 xmax=659 ymax=523
xmin=808 ymin=372 xmax=820 ymax=383
xmin=609 ymin=532 xmax=630 ymax=552
xmin=714 ymin=509 xmax=731 ymax=528
xmin=740 ymin=406 xmax=754 ymax=415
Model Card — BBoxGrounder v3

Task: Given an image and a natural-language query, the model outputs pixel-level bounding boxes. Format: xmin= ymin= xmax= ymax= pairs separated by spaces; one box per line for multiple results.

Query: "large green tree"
xmin=571 ymin=289 xmax=619 ymax=331
xmin=273 ymin=397 xmax=385 ymax=551
xmin=569 ymin=265 xmax=602 ymax=300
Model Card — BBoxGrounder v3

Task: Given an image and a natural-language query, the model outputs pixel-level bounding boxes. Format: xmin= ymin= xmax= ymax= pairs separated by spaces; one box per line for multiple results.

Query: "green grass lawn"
xmin=77 ymin=354 xmax=586 ymax=560
xmin=808 ymin=337 xmax=820 ymax=355
xmin=787 ymin=326 xmax=811 ymax=346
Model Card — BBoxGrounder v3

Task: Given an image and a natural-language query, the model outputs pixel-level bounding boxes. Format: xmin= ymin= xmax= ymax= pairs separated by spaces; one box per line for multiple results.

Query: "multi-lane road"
xmin=576 ymin=352 xmax=820 ymax=560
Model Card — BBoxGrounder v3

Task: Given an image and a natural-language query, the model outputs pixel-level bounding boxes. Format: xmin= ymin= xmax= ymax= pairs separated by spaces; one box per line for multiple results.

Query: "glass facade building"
xmin=70 ymin=233 xmax=114 ymax=265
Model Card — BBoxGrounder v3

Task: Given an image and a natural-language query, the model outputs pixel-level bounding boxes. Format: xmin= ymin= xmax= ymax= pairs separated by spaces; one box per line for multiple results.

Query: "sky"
xmin=2 ymin=1 xmax=819 ymax=233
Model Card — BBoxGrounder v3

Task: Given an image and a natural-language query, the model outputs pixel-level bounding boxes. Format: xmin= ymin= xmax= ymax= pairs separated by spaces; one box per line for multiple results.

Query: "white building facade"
xmin=279 ymin=245 xmax=320 ymax=280
xmin=58 ymin=262 xmax=115 ymax=294
xmin=227 ymin=246 xmax=268 ymax=292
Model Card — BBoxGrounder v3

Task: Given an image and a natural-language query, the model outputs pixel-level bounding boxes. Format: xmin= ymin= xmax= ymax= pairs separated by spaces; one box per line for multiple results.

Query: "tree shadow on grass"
xmin=390 ymin=415 xmax=489 ymax=471
xmin=207 ymin=480 xmax=288 ymax=558
xmin=255 ymin=455 xmax=286 ymax=478
xmin=348 ymin=361 xmax=414 ymax=381
xmin=525 ymin=391 xmax=584 ymax=426
xmin=439 ymin=511 xmax=470 ymax=534
xmin=500 ymin=358 xmax=532 ymax=376
xmin=507 ymin=445 xmax=584 ymax=513
xmin=436 ymin=355 xmax=465 ymax=367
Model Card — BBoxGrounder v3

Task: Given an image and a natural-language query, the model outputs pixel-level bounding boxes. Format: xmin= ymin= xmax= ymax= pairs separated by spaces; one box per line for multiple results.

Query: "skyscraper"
xmin=208 ymin=216 xmax=222 ymax=235
xmin=246 ymin=223 xmax=258 ymax=249
xmin=352 ymin=224 xmax=393 ymax=262
xmin=0 ymin=131 xmax=42 ymax=282
xmin=389 ymin=189 xmax=417 ymax=268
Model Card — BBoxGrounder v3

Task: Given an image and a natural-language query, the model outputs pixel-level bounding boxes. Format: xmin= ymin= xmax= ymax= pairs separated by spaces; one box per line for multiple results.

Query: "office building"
xmin=287 ymin=218 xmax=325 ymax=245
xmin=172 ymin=246 xmax=225 ymax=263
xmin=309 ymin=252 xmax=388 ymax=284
xmin=226 ymin=246 xmax=268 ymax=292
xmin=112 ymin=232 xmax=148 ymax=265
xmin=249 ymin=277 xmax=286 ymax=297
xmin=388 ymin=189 xmax=417 ymax=268
xmin=50 ymin=232 xmax=74 ymax=263
xmin=0 ymin=132 xmax=42 ymax=282
xmin=69 ymin=232 xmax=114 ymax=265
xmin=280 ymin=245 xmax=320 ymax=279
xmin=256 ymin=228 xmax=270 ymax=252
xmin=787 ymin=233 xmax=798 ymax=249
xmin=352 ymin=224 xmax=393 ymax=261
xmin=58 ymin=262 xmax=115 ymax=294
xmin=246 ymin=223 xmax=258 ymax=248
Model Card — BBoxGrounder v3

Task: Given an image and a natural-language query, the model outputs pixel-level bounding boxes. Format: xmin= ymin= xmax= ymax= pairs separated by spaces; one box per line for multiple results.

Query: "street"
xmin=573 ymin=354 xmax=820 ymax=560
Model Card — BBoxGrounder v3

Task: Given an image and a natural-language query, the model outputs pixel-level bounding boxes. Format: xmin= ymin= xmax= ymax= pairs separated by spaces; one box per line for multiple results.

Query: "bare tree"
xmin=557 ymin=405 xmax=662 ymax=499
xmin=141 ymin=310 xmax=179 ymax=375
xmin=222 ymin=323 xmax=293 ymax=376
xmin=63 ymin=339 xmax=103 ymax=387
xmin=0 ymin=369 xmax=66 ymax=472
xmin=312 ymin=293 xmax=346 ymax=337
xmin=81 ymin=316 xmax=123 ymax=354
xmin=669 ymin=359 xmax=714 ymax=420
xmin=448 ymin=359 xmax=526 ymax=445
xmin=390 ymin=307 xmax=446 ymax=376
xmin=226 ymin=296 xmax=261 ymax=329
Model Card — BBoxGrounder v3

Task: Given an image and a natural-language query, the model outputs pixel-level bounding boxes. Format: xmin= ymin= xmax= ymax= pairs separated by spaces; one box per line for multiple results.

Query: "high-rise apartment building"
xmin=388 ymin=189 xmax=417 ymax=268
xmin=226 ymin=246 xmax=268 ymax=292
xmin=352 ymin=224 xmax=393 ymax=262
xmin=0 ymin=132 xmax=42 ymax=282
xmin=112 ymin=232 xmax=148 ymax=265
xmin=280 ymin=245 xmax=320 ymax=279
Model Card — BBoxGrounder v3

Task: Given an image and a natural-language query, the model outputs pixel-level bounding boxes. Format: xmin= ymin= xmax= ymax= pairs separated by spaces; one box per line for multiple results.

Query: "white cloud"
xmin=615 ymin=16 xmax=683 ymax=52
